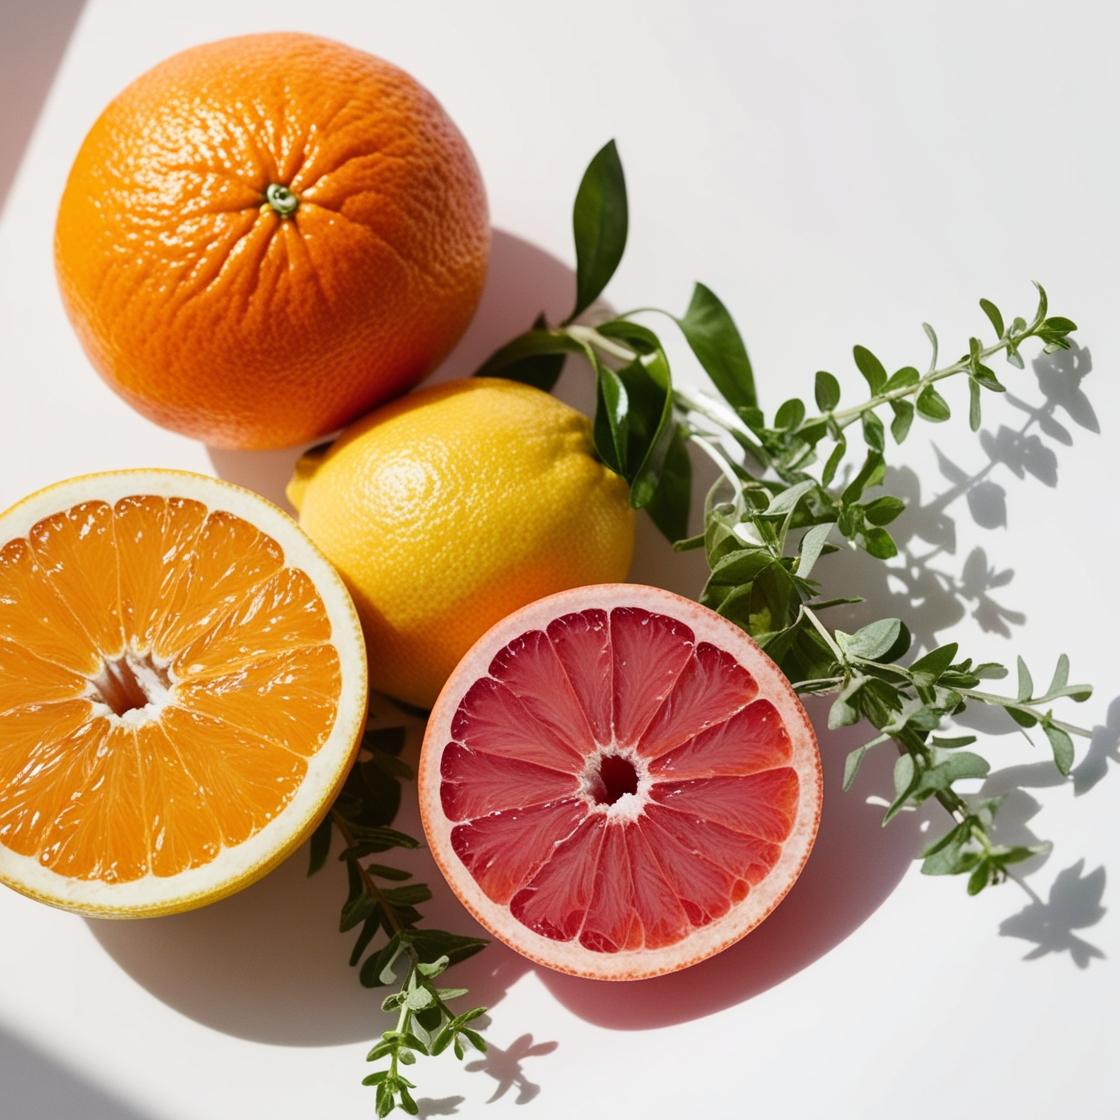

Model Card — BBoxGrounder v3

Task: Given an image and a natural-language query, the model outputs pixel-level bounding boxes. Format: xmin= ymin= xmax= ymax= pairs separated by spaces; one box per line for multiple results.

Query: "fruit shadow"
xmin=532 ymin=713 xmax=931 ymax=1029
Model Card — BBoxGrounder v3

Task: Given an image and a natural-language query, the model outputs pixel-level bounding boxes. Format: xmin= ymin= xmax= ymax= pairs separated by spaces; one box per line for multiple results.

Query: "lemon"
xmin=287 ymin=378 xmax=635 ymax=707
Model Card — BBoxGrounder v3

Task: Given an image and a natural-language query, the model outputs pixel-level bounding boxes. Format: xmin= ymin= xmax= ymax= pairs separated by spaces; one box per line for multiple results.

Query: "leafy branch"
xmin=477 ymin=139 xmax=1093 ymax=894
xmin=308 ymin=724 xmax=488 ymax=1116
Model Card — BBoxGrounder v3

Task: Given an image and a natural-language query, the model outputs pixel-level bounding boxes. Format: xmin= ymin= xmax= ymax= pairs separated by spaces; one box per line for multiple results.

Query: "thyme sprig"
xmin=308 ymin=724 xmax=488 ymax=1116
xmin=477 ymin=140 xmax=1093 ymax=894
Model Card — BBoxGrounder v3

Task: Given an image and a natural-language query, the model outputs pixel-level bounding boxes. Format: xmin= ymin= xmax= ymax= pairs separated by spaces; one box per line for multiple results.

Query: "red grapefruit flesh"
xmin=419 ymin=584 xmax=822 ymax=980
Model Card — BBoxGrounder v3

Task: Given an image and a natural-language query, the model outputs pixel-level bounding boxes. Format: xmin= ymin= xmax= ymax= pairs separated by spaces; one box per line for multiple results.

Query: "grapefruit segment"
xmin=0 ymin=470 xmax=367 ymax=917
xmin=509 ymin=816 xmax=606 ymax=941
xmin=638 ymin=641 xmax=758 ymax=760
xmin=449 ymin=797 xmax=586 ymax=905
xmin=420 ymin=583 xmax=822 ymax=980
xmin=546 ymin=609 xmax=614 ymax=743
xmin=650 ymin=770 xmax=799 ymax=841
xmin=488 ymin=630 xmax=597 ymax=756
xmin=440 ymin=743 xmax=577 ymax=820
xmin=451 ymin=676 xmax=583 ymax=771
xmin=649 ymin=698 xmax=791 ymax=780
xmin=609 ymin=606 xmax=694 ymax=745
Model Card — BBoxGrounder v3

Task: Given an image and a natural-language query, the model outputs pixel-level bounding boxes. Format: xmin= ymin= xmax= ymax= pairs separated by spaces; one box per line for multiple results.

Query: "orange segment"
xmin=0 ymin=639 xmax=89 ymax=714
xmin=153 ymin=509 xmax=285 ymax=657
xmin=0 ymin=538 xmax=100 ymax=675
xmin=176 ymin=643 xmax=341 ymax=757
xmin=134 ymin=721 xmax=223 ymax=878
xmin=29 ymin=500 xmax=125 ymax=659
xmin=158 ymin=707 xmax=308 ymax=848
xmin=0 ymin=470 xmax=366 ymax=917
xmin=114 ymin=495 xmax=207 ymax=653
xmin=173 ymin=568 xmax=332 ymax=676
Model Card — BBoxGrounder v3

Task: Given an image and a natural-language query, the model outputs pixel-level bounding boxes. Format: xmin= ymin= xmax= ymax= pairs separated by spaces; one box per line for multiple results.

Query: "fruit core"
xmin=89 ymin=651 xmax=173 ymax=719
xmin=586 ymin=749 xmax=643 ymax=808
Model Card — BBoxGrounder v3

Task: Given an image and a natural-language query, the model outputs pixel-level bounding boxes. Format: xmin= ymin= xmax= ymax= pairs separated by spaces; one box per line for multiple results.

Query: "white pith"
xmin=420 ymin=583 xmax=823 ymax=981
xmin=0 ymin=469 xmax=368 ymax=917
xmin=578 ymin=745 xmax=650 ymax=823
xmin=87 ymin=650 xmax=175 ymax=726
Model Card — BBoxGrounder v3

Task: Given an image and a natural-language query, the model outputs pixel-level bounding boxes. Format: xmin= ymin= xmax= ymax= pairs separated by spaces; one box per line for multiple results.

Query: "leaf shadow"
xmin=462 ymin=1033 xmax=558 ymax=1105
xmin=999 ymin=860 xmax=1107 ymax=969
xmin=415 ymin=1095 xmax=465 ymax=1118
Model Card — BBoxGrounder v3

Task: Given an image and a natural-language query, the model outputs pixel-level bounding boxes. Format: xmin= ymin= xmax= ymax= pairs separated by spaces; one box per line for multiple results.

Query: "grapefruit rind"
xmin=0 ymin=469 xmax=367 ymax=918
xmin=419 ymin=583 xmax=822 ymax=981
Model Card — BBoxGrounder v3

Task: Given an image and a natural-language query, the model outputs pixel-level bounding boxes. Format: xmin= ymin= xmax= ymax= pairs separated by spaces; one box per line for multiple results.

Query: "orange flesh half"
xmin=0 ymin=494 xmax=342 ymax=886
xmin=432 ymin=600 xmax=813 ymax=963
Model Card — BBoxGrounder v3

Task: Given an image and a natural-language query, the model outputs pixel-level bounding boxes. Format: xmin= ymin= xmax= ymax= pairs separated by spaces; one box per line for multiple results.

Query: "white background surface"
xmin=1 ymin=1 xmax=1118 ymax=1117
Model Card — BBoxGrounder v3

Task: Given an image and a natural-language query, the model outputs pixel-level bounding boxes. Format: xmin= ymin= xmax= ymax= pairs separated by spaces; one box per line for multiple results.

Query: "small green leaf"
xmin=592 ymin=362 xmax=629 ymax=475
xmin=1044 ymin=723 xmax=1075 ymax=775
xmin=916 ymin=385 xmax=951 ymax=421
xmin=415 ymin=955 xmax=450 ymax=978
xmin=842 ymin=732 xmax=890 ymax=790
xmin=821 ymin=438 xmax=847 ymax=486
xmin=863 ymin=495 xmax=905 ymax=526
xmin=406 ymin=987 xmax=435 ymax=1011
xmin=968 ymin=377 xmax=982 ymax=432
xmin=1048 ymin=654 xmax=1070 ymax=694
xmin=678 ymin=282 xmax=757 ymax=409
xmin=841 ymin=450 xmax=885 ymax=504
xmin=842 ymin=745 xmax=867 ymax=789
xmin=967 ymin=861 xmax=991 ymax=895
xmin=474 ymin=327 xmax=583 ymax=383
xmin=436 ymin=987 xmax=469 ymax=1002
xmin=861 ymin=410 xmax=885 ymax=452
xmin=765 ymin=478 xmax=816 ymax=516
xmin=889 ymin=400 xmax=914 ymax=444
xmin=853 ymin=345 xmax=888 ymax=393
xmin=1008 ymin=706 xmax=1039 ymax=729
xmin=884 ymin=366 xmax=920 ymax=391
xmin=570 ymin=140 xmax=628 ymax=320
xmin=893 ymin=753 xmax=916 ymax=797
xmin=909 ymin=642 xmax=959 ymax=683
xmin=829 ymin=691 xmax=860 ymax=730
xmin=922 ymin=322 xmax=939 ymax=369
xmin=774 ymin=398 xmax=806 ymax=430
xmin=814 ymin=370 xmax=841 ymax=410
xmin=841 ymin=618 xmax=903 ymax=660
xmin=862 ymin=526 xmax=898 ymax=559
xmin=796 ymin=522 xmax=834 ymax=578
xmin=1016 ymin=656 xmax=1034 ymax=701
xmin=930 ymin=734 xmax=976 ymax=748
xmin=980 ymin=297 xmax=1005 ymax=337
xmin=644 ymin=424 xmax=692 ymax=543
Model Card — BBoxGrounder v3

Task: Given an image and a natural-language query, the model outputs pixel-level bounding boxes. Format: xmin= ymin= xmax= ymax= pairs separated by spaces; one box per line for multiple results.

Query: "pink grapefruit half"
xmin=418 ymin=584 xmax=822 ymax=980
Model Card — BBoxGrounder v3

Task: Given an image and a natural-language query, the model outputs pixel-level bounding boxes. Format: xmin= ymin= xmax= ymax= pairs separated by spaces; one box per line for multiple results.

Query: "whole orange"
xmin=54 ymin=32 xmax=489 ymax=449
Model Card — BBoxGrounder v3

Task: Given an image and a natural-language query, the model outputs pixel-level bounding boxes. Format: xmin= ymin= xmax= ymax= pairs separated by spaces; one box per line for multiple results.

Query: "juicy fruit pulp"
xmin=0 ymin=471 xmax=366 ymax=915
xmin=54 ymin=33 xmax=489 ymax=449
xmin=420 ymin=585 xmax=821 ymax=980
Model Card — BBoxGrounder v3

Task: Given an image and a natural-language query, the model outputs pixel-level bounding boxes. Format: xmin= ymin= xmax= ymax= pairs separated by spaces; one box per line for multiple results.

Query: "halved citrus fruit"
xmin=0 ymin=470 xmax=367 ymax=917
xmin=419 ymin=584 xmax=822 ymax=980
